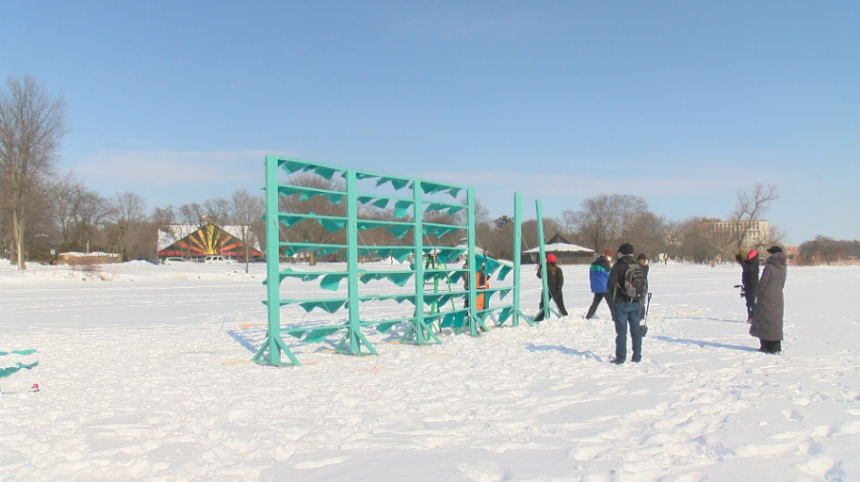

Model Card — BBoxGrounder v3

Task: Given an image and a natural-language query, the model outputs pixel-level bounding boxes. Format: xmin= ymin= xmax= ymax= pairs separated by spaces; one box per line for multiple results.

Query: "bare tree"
xmin=9 ymin=178 xmax=57 ymax=262
xmin=355 ymin=206 xmax=406 ymax=261
xmin=613 ymin=195 xmax=649 ymax=243
xmin=801 ymin=235 xmax=843 ymax=265
xmin=230 ymin=189 xmax=265 ymax=273
xmin=73 ymin=189 xmax=111 ymax=251
xmin=422 ymin=209 xmax=464 ymax=248
xmin=563 ymin=194 xmax=612 ymax=252
xmin=279 ymin=173 xmax=346 ymax=265
xmin=520 ymin=218 xmax=562 ymax=254
xmin=178 ymin=202 xmax=205 ymax=226
xmin=51 ymin=172 xmax=81 ymax=246
xmin=473 ymin=197 xmax=491 ymax=227
xmin=0 ymin=75 xmax=68 ymax=268
xmin=203 ymin=197 xmax=231 ymax=225
xmin=566 ymin=194 xmax=656 ymax=253
xmin=51 ymin=173 xmax=111 ymax=251
xmin=729 ymin=184 xmax=779 ymax=252
xmin=150 ymin=205 xmax=178 ymax=227
xmin=675 ymin=217 xmax=719 ymax=263
xmin=626 ymin=211 xmax=670 ymax=258
xmin=107 ymin=191 xmax=148 ymax=260
xmin=486 ymin=221 xmax=515 ymax=261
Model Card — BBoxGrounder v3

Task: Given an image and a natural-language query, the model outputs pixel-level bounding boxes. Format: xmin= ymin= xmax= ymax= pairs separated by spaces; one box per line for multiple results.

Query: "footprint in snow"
xmin=293 ymin=457 xmax=346 ymax=469
xmin=457 ymin=460 xmax=508 ymax=482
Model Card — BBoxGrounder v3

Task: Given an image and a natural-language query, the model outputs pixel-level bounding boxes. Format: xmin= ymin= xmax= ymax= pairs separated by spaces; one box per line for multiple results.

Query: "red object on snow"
xmin=31 ymin=383 xmax=39 ymax=391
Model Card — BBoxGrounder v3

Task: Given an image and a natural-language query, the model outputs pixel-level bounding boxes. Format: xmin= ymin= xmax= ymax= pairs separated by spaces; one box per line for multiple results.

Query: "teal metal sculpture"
xmin=254 ymin=156 xmax=548 ymax=367
xmin=0 ymin=349 xmax=38 ymax=379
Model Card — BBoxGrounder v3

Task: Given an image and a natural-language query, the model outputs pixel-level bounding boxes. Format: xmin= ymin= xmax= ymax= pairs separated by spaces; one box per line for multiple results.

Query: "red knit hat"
xmin=547 ymin=253 xmax=557 ymax=263
xmin=603 ymin=249 xmax=615 ymax=257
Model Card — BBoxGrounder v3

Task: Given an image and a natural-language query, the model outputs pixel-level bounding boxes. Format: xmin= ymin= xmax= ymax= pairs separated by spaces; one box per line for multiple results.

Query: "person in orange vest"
xmin=534 ymin=253 xmax=567 ymax=321
xmin=463 ymin=258 xmax=490 ymax=310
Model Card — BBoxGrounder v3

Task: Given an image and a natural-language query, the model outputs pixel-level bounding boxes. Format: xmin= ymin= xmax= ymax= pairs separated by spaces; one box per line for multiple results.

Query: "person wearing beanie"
xmin=618 ymin=243 xmax=634 ymax=256
xmin=534 ymin=253 xmax=567 ymax=321
xmin=750 ymin=245 xmax=787 ymax=354
xmin=636 ymin=253 xmax=650 ymax=272
xmin=605 ymin=243 xmax=645 ymax=364
xmin=735 ymin=249 xmax=760 ymax=323
xmin=585 ymin=249 xmax=614 ymax=319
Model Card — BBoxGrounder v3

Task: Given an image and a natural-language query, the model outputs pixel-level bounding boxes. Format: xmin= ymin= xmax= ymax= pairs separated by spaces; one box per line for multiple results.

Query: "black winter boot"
xmin=762 ymin=340 xmax=781 ymax=354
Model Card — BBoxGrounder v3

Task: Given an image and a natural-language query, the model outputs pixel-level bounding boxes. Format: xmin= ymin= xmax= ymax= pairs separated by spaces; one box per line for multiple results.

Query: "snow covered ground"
xmin=1 ymin=260 xmax=858 ymax=481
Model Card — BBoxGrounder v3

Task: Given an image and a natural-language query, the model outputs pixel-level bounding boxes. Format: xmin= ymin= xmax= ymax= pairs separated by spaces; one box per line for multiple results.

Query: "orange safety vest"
xmin=475 ymin=270 xmax=490 ymax=310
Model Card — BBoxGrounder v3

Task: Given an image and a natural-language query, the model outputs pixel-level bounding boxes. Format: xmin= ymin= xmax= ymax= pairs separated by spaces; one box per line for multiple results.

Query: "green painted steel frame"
xmin=399 ymin=179 xmax=443 ymax=345
xmin=254 ymin=155 xmax=548 ymax=366
xmin=535 ymin=199 xmax=559 ymax=322
xmin=254 ymin=155 xmax=301 ymax=366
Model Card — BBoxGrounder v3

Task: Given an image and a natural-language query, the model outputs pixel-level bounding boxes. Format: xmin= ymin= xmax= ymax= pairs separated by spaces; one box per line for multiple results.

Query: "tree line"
xmin=797 ymin=236 xmax=860 ymax=265
xmin=8 ymin=74 xmax=839 ymax=270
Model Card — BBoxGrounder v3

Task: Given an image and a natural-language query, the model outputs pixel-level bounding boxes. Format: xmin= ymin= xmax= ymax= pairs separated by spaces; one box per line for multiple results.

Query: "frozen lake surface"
xmin=1 ymin=260 xmax=858 ymax=481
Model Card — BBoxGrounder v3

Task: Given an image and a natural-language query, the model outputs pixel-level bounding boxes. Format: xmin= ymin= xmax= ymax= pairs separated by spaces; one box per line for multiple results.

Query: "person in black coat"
xmin=534 ymin=253 xmax=567 ymax=321
xmin=735 ymin=249 xmax=760 ymax=323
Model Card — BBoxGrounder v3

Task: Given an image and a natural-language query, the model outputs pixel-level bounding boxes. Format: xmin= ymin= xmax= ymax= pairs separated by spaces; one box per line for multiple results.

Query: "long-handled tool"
xmin=641 ymin=292 xmax=652 ymax=336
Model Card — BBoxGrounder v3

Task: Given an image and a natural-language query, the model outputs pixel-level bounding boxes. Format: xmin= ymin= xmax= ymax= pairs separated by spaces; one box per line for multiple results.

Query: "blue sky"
xmin=2 ymin=1 xmax=857 ymax=243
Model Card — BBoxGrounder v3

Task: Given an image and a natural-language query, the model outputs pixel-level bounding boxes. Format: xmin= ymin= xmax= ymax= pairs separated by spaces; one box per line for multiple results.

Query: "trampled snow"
xmin=1 ymin=260 xmax=858 ymax=481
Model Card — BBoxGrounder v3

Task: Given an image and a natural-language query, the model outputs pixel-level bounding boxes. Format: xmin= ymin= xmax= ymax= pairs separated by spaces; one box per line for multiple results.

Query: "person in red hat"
xmin=735 ymin=249 xmax=760 ymax=323
xmin=534 ymin=253 xmax=567 ymax=321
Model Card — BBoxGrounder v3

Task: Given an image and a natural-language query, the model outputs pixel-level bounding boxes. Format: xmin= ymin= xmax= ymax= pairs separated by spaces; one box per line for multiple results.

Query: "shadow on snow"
xmin=653 ymin=335 xmax=758 ymax=352
xmin=524 ymin=342 xmax=604 ymax=362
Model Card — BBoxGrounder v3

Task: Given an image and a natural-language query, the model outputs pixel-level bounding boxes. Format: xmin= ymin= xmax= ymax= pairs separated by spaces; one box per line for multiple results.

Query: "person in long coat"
xmin=749 ymin=246 xmax=787 ymax=353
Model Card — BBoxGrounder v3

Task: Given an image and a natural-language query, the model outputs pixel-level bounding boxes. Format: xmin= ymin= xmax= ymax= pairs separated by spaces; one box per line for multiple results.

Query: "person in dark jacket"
xmin=750 ymin=246 xmax=787 ymax=354
xmin=534 ymin=253 xmax=567 ymax=321
xmin=606 ymin=243 xmax=643 ymax=364
xmin=585 ymin=249 xmax=614 ymax=319
xmin=735 ymin=249 xmax=760 ymax=323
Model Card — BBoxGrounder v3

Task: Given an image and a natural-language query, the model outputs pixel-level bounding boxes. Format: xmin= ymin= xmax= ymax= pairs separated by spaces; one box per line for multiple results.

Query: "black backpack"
xmin=621 ymin=261 xmax=647 ymax=301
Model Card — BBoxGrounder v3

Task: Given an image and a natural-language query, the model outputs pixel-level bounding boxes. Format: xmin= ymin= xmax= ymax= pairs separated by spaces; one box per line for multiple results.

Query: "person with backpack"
xmin=585 ymin=249 xmax=614 ymax=319
xmin=606 ymin=243 xmax=647 ymax=364
xmin=534 ymin=253 xmax=567 ymax=321
xmin=735 ymin=249 xmax=760 ymax=323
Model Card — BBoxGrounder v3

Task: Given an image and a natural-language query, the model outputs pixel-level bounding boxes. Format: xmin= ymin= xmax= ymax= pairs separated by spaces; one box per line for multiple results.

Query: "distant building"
xmin=702 ymin=218 xmax=769 ymax=250
xmin=57 ymin=251 xmax=120 ymax=265
xmin=523 ymin=233 xmax=594 ymax=265
xmin=157 ymin=223 xmax=262 ymax=260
